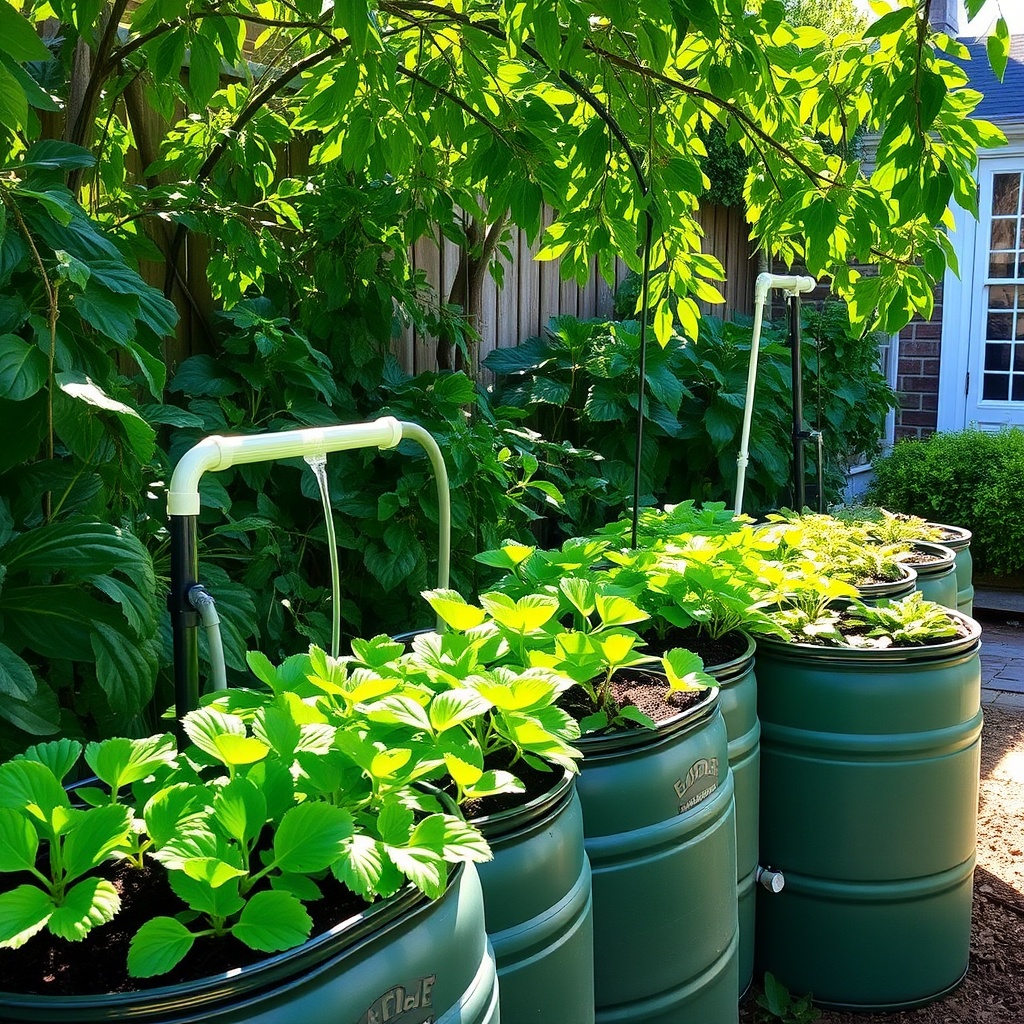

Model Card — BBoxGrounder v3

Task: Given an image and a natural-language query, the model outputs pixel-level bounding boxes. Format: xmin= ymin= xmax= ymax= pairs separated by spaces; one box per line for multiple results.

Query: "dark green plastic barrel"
xmin=928 ymin=524 xmax=973 ymax=616
xmin=474 ymin=771 xmax=594 ymax=1023
xmin=709 ymin=633 xmax=759 ymax=995
xmin=909 ymin=541 xmax=958 ymax=611
xmin=856 ymin=564 xmax=917 ymax=605
xmin=754 ymin=616 xmax=982 ymax=1009
xmin=0 ymin=863 xmax=499 ymax=1024
xmin=576 ymin=687 xmax=739 ymax=1024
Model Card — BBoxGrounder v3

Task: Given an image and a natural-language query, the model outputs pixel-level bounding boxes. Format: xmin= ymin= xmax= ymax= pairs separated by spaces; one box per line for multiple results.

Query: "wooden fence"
xmin=394 ymin=202 xmax=758 ymax=379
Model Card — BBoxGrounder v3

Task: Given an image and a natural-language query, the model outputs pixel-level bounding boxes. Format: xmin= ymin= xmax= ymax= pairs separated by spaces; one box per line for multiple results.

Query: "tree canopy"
xmin=0 ymin=0 xmax=1012 ymax=349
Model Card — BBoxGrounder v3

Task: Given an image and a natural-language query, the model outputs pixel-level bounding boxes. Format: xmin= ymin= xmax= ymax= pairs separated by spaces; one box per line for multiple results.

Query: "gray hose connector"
xmin=188 ymin=585 xmax=227 ymax=693
xmin=757 ymin=866 xmax=786 ymax=893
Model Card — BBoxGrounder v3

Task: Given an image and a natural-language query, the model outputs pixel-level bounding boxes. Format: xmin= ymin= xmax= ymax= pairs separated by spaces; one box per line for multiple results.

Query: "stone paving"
xmin=978 ymin=612 xmax=1024 ymax=710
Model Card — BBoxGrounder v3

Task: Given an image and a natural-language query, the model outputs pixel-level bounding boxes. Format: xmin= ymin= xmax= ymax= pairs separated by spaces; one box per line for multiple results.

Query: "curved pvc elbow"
xmin=755 ymin=272 xmax=817 ymax=300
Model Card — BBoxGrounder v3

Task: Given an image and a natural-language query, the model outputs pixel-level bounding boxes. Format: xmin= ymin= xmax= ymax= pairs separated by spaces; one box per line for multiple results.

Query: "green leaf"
xmin=156 ymin=828 xmax=248 ymax=889
xmin=662 ymin=648 xmax=715 ymax=693
xmin=0 ymin=884 xmax=52 ymax=948
xmin=182 ymin=707 xmax=269 ymax=767
xmin=272 ymin=801 xmax=354 ymax=873
xmin=231 ymin=890 xmax=312 ymax=953
xmin=0 ymin=5 xmax=51 ymax=63
xmin=428 ymin=689 xmax=490 ymax=733
xmin=72 ymin=286 xmax=140 ymax=346
xmin=479 ymin=591 xmax=560 ymax=633
xmin=84 ymin=734 xmax=175 ymax=793
xmin=213 ymin=776 xmax=267 ymax=847
xmin=0 ymin=807 xmax=39 ymax=872
xmin=0 ymin=334 xmax=47 ymax=401
xmin=48 ymin=877 xmax=119 ymax=941
xmin=386 ymin=844 xmax=446 ymax=899
xmin=168 ymin=872 xmax=245 ymax=918
xmin=90 ymin=625 xmax=158 ymax=718
xmin=1 ymin=519 xmax=149 ymax=578
xmin=16 ymin=141 xmax=93 ymax=171
xmin=142 ymin=783 xmax=206 ymax=847
xmin=421 ymin=589 xmax=487 ymax=631
xmin=62 ymin=804 xmax=132 ymax=882
xmin=0 ymin=640 xmax=37 ymax=701
xmin=334 ymin=0 xmax=371 ymax=54
xmin=0 ymin=758 xmax=69 ymax=833
xmin=333 ymin=833 xmax=384 ymax=899
xmin=57 ymin=374 xmax=156 ymax=464
xmin=376 ymin=797 xmax=414 ymax=845
xmin=188 ymin=33 xmax=221 ymax=106
xmin=988 ymin=19 xmax=1010 ymax=82
xmin=270 ymin=872 xmax=323 ymax=902
xmin=16 ymin=738 xmax=82 ymax=783
xmin=128 ymin=917 xmax=196 ymax=978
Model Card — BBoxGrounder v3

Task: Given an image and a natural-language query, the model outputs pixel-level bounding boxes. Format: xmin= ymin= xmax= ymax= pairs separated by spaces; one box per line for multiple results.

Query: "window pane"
xmin=991 ymin=218 xmax=1017 ymax=249
xmin=1014 ymin=346 xmax=1024 ymax=371
xmin=990 ymin=252 xmax=1017 ymax=278
xmin=986 ymin=343 xmax=1011 ymax=369
xmin=990 ymin=285 xmax=1016 ymax=309
xmin=1012 ymin=376 xmax=1024 ymax=402
xmin=988 ymin=314 xmax=1014 ymax=341
xmin=994 ymin=173 xmax=1022 ymax=215
xmin=985 ymin=372 xmax=1010 ymax=400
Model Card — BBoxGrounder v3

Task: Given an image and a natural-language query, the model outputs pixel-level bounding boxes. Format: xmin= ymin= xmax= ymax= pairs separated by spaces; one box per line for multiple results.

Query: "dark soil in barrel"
xmin=0 ymin=853 xmax=372 ymax=996
xmin=741 ymin=701 xmax=1024 ymax=1024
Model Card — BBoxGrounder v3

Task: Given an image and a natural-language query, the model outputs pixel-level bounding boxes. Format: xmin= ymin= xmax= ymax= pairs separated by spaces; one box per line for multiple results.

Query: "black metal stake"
xmin=168 ymin=514 xmax=200 ymax=747
xmin=788 ymin=294 xmax=808 ymax=512
xmin=630 ymin=211 xmax=655 ymax=550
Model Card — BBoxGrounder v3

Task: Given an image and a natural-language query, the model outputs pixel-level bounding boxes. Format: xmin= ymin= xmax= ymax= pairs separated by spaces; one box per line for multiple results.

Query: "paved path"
xmin=978 ymin=613 xmax=1024 ymax=710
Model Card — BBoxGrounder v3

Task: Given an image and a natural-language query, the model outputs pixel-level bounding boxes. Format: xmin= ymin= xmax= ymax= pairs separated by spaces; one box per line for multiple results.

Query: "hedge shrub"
xmin=868 ymin=428 xmax=1024 ymax=576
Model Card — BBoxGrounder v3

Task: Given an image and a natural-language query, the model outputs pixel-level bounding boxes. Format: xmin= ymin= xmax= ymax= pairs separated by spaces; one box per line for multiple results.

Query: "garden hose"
xmin=187 ymin=584 xmax=227 ymax=692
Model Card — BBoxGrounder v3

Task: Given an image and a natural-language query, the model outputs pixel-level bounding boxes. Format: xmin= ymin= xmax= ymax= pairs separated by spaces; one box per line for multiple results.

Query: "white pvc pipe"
xmin=167 ymin=417 xmax=404 ymax=516
xmin=733 ymin=273 xmax=816 ymax=515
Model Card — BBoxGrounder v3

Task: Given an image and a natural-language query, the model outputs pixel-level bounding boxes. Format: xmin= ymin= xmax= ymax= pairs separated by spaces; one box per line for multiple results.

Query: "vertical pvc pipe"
xmin=789 ymin=294 xmax=806 ymax=512
xmin=169 ymin=514 xmax=200 ymax=745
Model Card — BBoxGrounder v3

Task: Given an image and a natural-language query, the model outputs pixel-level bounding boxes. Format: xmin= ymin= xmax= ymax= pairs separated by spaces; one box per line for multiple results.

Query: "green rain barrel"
xmin=908 ymin=541 xmax=958 ymax=611
xmin=576 ymin=686 xmax=739 ymax=1024
xmin=754 ymin=614 xmax=982 ymax=1010
xmin=855 ymin=564 xmax=917 ymax=605
xmin=0 ymin=862 xmax=499 ymax=1024
xmin=928 ymin=523 xmax=973 ymax=616
xmin=474 ymin=770 xmax=595 ymax=1024
xmin=709 ymin=633 xmax=759 ymax=996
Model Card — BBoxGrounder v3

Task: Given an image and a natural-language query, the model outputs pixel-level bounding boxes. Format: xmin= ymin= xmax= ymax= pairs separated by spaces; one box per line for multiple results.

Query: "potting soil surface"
xmin=741 ymin=614 xmax=1024 ymax=1024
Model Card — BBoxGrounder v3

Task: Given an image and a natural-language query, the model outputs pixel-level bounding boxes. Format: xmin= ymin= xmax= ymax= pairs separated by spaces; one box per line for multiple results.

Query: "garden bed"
xmin=741 ymin=703 xmax=1024 ymax=1023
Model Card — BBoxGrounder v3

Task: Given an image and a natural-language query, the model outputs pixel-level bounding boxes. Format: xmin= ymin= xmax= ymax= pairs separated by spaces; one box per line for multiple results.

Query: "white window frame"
xmin=937 ymin=125 xmax=1024 ymax=430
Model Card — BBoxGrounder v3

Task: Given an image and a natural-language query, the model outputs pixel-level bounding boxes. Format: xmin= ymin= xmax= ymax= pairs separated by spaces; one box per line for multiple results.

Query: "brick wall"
xmin=894 ymin=283 xmax=943 ymax=440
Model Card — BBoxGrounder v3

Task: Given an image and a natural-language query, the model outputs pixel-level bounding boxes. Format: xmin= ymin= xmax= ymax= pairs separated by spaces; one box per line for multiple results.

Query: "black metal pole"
xmin=168 ymin=514 xmax=200 ymax=746
xmin=630 ymin=211 xmax=655 ymax=550
xmin=788 ymin=294 xmax=807 ymax=511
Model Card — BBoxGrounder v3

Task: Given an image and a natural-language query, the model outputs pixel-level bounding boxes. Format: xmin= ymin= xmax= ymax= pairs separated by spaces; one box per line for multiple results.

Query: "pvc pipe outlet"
xmin=167 ymin=417 xmax=404 ymax=516
xmin=733 ymin=273 xmax=817 ymax=515
xmin=757 ymin=866 xmax=786 ymax=893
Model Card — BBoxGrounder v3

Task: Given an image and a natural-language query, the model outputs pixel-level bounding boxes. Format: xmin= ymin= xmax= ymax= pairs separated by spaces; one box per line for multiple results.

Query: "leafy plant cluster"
xmin=869 ymin=428 xmax=1024 ymax=576
xmin=485 ymin=303 xmax=894 ymax=524
xmin=0 ymin=620 xmax=595 ymax=979
xmin=477 ymin=501 xmax=966 ymax=653
xmin=759 ymin=510 xmax=915 ymax=586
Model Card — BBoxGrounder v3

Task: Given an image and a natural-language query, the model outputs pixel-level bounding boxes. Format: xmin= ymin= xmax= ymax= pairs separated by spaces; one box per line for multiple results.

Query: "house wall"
xmin=894 ymin=284 xmax=943 ymax=439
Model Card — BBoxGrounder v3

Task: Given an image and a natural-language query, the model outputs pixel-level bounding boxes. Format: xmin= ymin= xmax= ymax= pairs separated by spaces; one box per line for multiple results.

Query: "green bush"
xmin=486 ymin=305 xmax=894 ymax=525
xmin=868 ymin=428 xmax=1024 ymax=576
